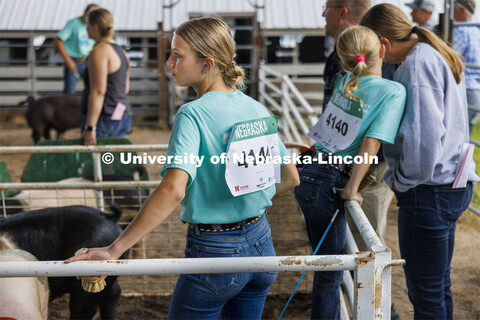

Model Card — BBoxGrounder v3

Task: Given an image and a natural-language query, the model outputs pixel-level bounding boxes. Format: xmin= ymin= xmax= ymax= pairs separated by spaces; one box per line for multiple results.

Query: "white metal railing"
xmin=0 ymin=144 xmax=168 ymax=153
xmin=0 ymin=180 xmax=159 ymax=217
xmin=259 ymin=64 xmax=319 ymax=146
xmin=0 ymin=144 xmax=404 ymax=319
xmin=1 ymin=181 xmax=158 ymax=190
xmin=346 ymin=201 xmax=405 ymax=319
xmin=0 ymin=181 xmax=158 ymax=218
xmin=0 ymin=255 xmax=357 ymax=277
xmin=0 ymin=195 xmax=403 ymax=320
xmin=0 ymin=144 xmax=167 ymax=212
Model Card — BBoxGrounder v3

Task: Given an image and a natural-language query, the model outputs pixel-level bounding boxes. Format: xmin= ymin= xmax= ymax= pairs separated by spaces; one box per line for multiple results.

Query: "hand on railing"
xmin=65 ymin=246 xmax=119 ymax=265
xmin=340 ymin=187 xmax=363 ymax=206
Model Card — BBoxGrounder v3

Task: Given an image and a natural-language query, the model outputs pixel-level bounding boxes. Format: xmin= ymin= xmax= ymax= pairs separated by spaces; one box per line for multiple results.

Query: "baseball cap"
xmin=406 ymin=0 xmax=435 ymax=12
xmin=455 ymin=0 xmax=476 ymax=14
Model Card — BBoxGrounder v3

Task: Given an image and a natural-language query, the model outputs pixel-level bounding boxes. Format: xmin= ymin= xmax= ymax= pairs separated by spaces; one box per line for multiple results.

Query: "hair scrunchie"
xmin=355 ymin=54 xmax=365 ymax=64
xmin=411 ymin=26 xmax=418 ymax=34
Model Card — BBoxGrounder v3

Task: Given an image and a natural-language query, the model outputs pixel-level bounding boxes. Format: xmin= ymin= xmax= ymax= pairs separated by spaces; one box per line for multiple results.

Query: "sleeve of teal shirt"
xmin=160 ymin=110 xmax=200 ymax=186
xmin=57 ymin=18 xmax=74 ymax=41
xmin=365 ymin=84 xmax=406 ymax=144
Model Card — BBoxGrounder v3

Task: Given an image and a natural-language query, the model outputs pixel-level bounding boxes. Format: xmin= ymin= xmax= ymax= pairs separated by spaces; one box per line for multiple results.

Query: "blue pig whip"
xmin=278 ymin=208 xmax=340 ymax=320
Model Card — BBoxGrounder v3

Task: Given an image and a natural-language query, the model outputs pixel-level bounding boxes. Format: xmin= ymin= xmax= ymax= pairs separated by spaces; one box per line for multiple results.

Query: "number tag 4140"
xmin=308 ymin=90 xmax=363 ymax=153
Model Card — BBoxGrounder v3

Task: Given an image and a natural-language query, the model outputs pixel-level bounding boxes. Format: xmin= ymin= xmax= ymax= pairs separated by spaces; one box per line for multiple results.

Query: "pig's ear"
xmin=18 ymin=96 xmax=34 ymax=107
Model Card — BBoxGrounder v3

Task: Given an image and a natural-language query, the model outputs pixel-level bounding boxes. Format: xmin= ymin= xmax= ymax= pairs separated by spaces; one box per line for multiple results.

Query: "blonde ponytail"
xmin=414 ymin=27 xmax=463 ymax=83
xmin=336 ymin=26 xmax=381 ymax=103
xmin=222 ymin=63 xmax=246 ymax=91
xmin=344 ymin=61 xmax=368 ymax=102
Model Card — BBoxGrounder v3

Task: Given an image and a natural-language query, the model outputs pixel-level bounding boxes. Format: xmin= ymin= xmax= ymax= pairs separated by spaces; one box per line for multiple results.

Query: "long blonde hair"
xmin=175 ymin=17 xmax=245 ymax=90
xmin=88 ymin=8 xmax=114 ymax=41
xmin=360 ymin=3 xmax=464 ymax=84
xmin=336 ymin=26 xmax=381 ymax=102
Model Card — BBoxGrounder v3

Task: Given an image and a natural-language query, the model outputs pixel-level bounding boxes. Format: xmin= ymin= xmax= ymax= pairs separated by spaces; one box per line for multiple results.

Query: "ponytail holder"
xmin=355 ymin=55 xmax=365 ymax=64
xmin=411 ymin=26 xmax=418 ymax=34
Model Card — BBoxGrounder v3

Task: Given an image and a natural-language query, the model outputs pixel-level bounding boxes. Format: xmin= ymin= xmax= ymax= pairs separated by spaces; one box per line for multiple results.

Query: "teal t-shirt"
xmin=317 ymin=73 xmax=406 ymax=157
xmin=57 ymin=17 xmax=95 ymax=58
xmin=161 ymin=90 xmax=289 ymax=224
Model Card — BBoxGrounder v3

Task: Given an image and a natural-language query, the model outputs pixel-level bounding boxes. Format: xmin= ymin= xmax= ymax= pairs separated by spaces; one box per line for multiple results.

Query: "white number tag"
xmin=308 ymin=90 xmax=363 ymax=153
xmin=225 ymin=116 xmax=280 ymax=197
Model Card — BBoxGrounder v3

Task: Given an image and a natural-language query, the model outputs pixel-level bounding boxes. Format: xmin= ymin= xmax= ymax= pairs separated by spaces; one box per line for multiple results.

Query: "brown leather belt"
xmin=188 ymin=215 xmax=262 ymax=232
xmin=315 ymin=150 xmax=352 ymax=176
xmin=73 ymin=56 xmax=88 ymax=63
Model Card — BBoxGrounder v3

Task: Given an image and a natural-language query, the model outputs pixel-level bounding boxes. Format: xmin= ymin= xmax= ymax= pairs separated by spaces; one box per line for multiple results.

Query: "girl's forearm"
xmin=109 ymin=170 xmax=187 ymax=259
xmin=344 ymin=137 xmax=381 ymax=193
xmin=86 ymin=92 xmax=105 ymax=127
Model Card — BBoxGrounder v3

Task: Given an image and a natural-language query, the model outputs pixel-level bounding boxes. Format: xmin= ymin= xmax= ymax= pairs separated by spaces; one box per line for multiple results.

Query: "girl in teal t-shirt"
xmin=295 ymin=26 xmax=406 ymax=319
xmin=66 ymin=17 xmax=299 ymax=319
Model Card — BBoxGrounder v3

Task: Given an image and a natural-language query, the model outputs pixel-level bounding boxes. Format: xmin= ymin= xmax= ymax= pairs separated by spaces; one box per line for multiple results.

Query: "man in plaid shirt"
xmin=454 ymin=0 xmax=480 ymax=135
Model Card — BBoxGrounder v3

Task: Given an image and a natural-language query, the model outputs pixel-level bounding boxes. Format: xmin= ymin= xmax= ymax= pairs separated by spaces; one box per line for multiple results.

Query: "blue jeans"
xmin=395 ymin=183 xmax=473 ymax=320
xmin=64 ymin=60 xmax=87 ymax=94
xmin=467 ymin=89 xmax=480 ymax=136
xmin=294 ymin=164 xmax=349 ymax=320
xmin=81 ymin=115 xmax=132 ymax=138
xmin=167 ymin=214 xmax=277 ymax=319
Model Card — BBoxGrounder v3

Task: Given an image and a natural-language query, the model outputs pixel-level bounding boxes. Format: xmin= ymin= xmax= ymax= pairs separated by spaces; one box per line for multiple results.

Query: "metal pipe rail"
xmin=0 ymin=255 xmax=357 ymax=278
xmin=374 ymin=259 xmax=406 ymax=318
xmin=260 ymin=65 xmax=284 ymax=78
xmin=281 ymin=74 xmax=315 ymax=114
xmin=259 ymin=64 xmax=319 ymax=146
xmin=453 ymin=22 xmax=480 ymax=27
xmin=0 ymin=188 xmax=403 ymax=319
xmin=0 ymin=181 xmax=160 ymax=191
xmin=0 ymin=144 xmax=168 ymax=210
xmin=469 ymin=206 xmax=480 ymax=216
xmin=345 ymin=200 xmax=385 ymax=250
xmin=0 ymin=144 xmax=168 ymax=154
xmin=466 ymin=64 xmax=480 ymax=70
xmin=345 ymin=199 xmax=403 ymax=319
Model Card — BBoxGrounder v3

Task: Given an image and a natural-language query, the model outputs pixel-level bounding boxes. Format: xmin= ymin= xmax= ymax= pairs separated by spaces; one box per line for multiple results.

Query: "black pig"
xmin=25 ymin=95 xmax=82 ymax=143
xmin=0 ymin=205 xmax=128 ymax=319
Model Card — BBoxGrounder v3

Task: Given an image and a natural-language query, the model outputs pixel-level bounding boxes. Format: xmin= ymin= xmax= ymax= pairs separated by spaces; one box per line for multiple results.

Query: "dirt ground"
xmin=1 ymin=125 xmax=479 ymax=319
